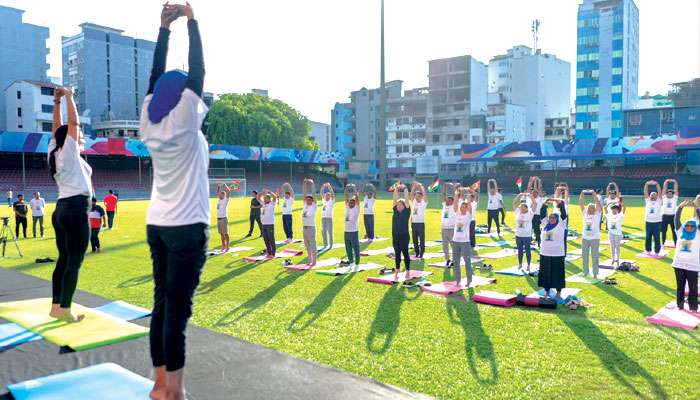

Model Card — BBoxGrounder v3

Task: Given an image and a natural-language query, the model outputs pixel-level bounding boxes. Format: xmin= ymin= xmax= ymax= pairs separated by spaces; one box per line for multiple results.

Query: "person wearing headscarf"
xmin=538 ymin=198 xmax=568 ymax=299
xmin=139 ymin=3 xmax=206 ymax=399
xmin=671 ymin=198 xmax=700 ymax=312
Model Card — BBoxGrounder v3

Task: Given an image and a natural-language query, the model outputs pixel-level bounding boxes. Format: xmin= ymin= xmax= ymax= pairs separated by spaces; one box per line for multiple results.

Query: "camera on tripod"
xmin=1 ymin=216 xmax=9 ymax=226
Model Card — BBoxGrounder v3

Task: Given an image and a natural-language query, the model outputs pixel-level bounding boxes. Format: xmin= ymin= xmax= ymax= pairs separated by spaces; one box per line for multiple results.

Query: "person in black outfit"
xmin=13 ymin=194 xmax=28 ymax=239
xmin=498 ymin=188 xmax=506 ymax=225
xmin=391 ymin=183 xmax=412 ymax=276
xmin=246 ymin=190 xmax=263 ymax=237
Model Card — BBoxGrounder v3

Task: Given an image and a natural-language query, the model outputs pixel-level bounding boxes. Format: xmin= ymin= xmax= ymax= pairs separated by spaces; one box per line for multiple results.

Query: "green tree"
xmin=207 ymin=93 xmax=319 ymax=150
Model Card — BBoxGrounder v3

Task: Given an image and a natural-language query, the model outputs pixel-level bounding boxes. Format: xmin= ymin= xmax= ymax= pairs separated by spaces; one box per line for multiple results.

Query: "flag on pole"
xmin=230 ymin=180 xmax=242 ymax=192
xmin=428 ymin=178 xmax=440 ymax=193
xmin=471 ymin=180 xmax=481 ymax=190
xmin=516 ymin=176 xmax=523 ymax=191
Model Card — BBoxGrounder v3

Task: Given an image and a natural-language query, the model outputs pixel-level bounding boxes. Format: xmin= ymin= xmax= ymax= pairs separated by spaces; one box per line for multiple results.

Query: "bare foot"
xmin=150 ymin=366 xmax=168 ymax=400
xmin=49 ymin=303 xmax=61 ymax=318
xmin=52 ymin=308 xmax=85 ymax=322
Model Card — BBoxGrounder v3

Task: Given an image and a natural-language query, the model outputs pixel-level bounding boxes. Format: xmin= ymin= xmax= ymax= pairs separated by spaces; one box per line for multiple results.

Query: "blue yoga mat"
xmin=8 ymin=363 xmax=153 ymax=400
xmin=94 ymin=301 xmax=151 ymax=321
xmin=0 ymin=323 xmax=42 ymax=349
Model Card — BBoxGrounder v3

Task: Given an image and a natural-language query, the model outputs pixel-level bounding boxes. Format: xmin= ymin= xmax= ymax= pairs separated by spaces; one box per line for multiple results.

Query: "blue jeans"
xmin=282 ymin=214 xmax=293 ymax=239
xmin=645 ymin=221 xmax=662 ymax=253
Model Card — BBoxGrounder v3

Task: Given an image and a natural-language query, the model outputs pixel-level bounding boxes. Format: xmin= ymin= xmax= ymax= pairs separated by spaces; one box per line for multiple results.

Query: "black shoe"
xmin=245 ymin=233 xmax=251 ymax=238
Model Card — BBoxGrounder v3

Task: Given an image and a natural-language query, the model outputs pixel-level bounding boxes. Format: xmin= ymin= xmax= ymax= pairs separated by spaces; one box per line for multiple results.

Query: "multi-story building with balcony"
xmin=385 ymin=87 xmax=428 ymax=180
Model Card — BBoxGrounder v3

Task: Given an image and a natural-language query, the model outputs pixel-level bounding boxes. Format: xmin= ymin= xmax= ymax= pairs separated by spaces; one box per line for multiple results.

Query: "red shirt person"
xmin=103 ymin=190 xmax=118 ymax=229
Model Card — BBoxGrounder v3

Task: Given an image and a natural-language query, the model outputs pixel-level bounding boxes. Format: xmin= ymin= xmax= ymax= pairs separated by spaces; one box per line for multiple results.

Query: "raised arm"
xmin=325 ymin=183 xmax=334 ymax=198
xmin=442 ymin=182 xmax=452 ymax=203
xmin=392 ymin=183 xmax=400 ymax=206
xmin=409 ymin=182 xmax=417 ymax=202
xmin=344 ymin=184 xmax=351 ymax=203
xmin=579 ymin=190 xmax=586 ymax=212
xmin=52 ymin=89 xmax=63 ymax=134
xmin=147 ymin=3 xmax=178 ymax=95
xmin=512 ymin=193 xmax=523 ymax=210
xmin=268 ymin=189 xmax=278 ymax=203
xmin=453 ymin=186 xmax=462 ymax=212
xmin=675 ymin=200 xmax=693 ymax=230
xmin=62 ymin=87 xmax=80 ymax=141
xmin=594 ymin=190 xmax=602 ymax=212
xmin=302 ymin=179 xmax=308 ymax=199
xmin=284 ymin=182 xmax=294 ymax=198
xmin=182 ymin=3 xmax=204 ymax=97
xmin=558 ymin=199 xmax=568 ymax=221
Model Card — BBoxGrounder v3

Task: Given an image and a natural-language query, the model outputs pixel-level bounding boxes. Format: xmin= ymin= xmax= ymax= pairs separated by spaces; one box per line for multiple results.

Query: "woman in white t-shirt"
xmin=301 ymin=179 xmax=318 ymax=266
xmin=363 ymin=183 xmax=376 ymax=241
xmin=671 ymin=199 xmax=700 ymax=312
xmin=486 ymin=179 xmax=502 ymax=236
xmin=538 ymin=199 xmax=568 ymax=299
xmin=48 ymin=85 xmax=93 ymax=323
xmin=258 ymin=189 xmax=278 ymax=257
xmin=410 ymin=182 xmax=428 ymax=258
xmin=512 ymin=192 xmax=536 ymax=273
xmin=320 ymin=183 xmax=335 ymax=250
xmin=661 ymin=179 xmax=679 ymax=246
xmin=344 ymin=184 xmax=361 ymax=268
xmin=278 ymin=182 xmax=295 ymax=243
xmin=643 ymin=180 xmax=663 ymax=255
xmin=451 ymin=188 xmax=474 ymax=286
xmin=605 ymin=200 xmax=626 ymax=268
xmin=440 ymin=183 xmax=459 ymax=267
xmin=528 ymin=176 xmax=545 ymax=248
xmin=579 ymin=190 xmax=603 ymax=279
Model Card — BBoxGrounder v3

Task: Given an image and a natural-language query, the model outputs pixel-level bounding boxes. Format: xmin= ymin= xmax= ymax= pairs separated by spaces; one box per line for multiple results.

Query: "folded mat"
xmin=420 ymin=276 xmax=496 ymax=296
xmin=480 ymin=248 xmax=518 ymax=259
xmin=495 ymin=264 xmax=540 ymax=276
xmin=284 ymin=258 xmax=341 ymax=271
xmin=599 ymin=258 xmax=637 ymax=270
xmin=366 ymin=270 xmax=432 ymax=284
xmin=93 ymin=300 xmax=151 ymax=321
xmin=473 ymin=291 xmax=518 ymax=307
xmin=315 ymin=262 xmax=383 ymax=276
xmin=646 ymin=302 xmax=700 ymax=330
xmin=0 ymin=322 xmax=42 ymax=349
xmin=8 ymin=362 xmax=152 ymax=400
xmin=636 ymin=250 xmax=669 ymax=259
xmin=0 ymin=298 xmax=148 ymax=351
xmin=359 ymin=247 xmax=394 ymax=256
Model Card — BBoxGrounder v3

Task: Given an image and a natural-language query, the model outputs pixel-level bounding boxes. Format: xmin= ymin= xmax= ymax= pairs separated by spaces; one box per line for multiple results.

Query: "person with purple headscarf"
xmin=139 ymin=2 xmax=206 ymax=399
xmin=538 ymin=198 xmax=568 ymax=300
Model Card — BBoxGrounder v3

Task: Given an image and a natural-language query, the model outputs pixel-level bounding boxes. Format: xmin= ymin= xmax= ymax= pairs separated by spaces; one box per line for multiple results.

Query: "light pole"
xmin=377 ymin=0 xmax=387 ymax=189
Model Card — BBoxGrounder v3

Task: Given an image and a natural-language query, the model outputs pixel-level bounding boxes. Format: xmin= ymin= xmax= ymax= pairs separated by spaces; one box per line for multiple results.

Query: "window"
xmin=612 ymin=67 xmax=623 ymax=75
xmin=432 ymin=135 xmax=440 ymax=142
xmin=612 ymin=50 xmax=623 ymax=58
xmin=577 ymin=71 xmax=584 ymax=79
xmin=16 ymin=90 xmax=21 ymax=99
xmin=41 ymin=104 xmax=53 ymax=113
xmin=432 ymin=150 xmax=439 ymax=156
xmin=588 ymin=104 xmax=599 ymax=113
xmin=611 ymin=103 xmax=622 ymax=111
xmin=41 ymin=122 xmax=52 ymax=132
xmin=611 ymin=85 xmax=622 ymax=93
xmin=576 ymin=105 xmax=588 ymax=113
xmin=577 ymin=54 xmax=588 ymax=62
xmin=40 ymin=87 xmax=54 ymax=96
xmin=413 ymin=145 xmax=425 ymax=153
xmin=661 ymin=110 xmax=674 ymax=123
xmin=588 ymin=53 xmax=599 ymax=61
xmin=17 ymin=107 xmax=22 ymax=117
xmin=629 ymin=113 xmax=642 ymax=126
xmin=612 ymin=120 xmax=622 ymax=128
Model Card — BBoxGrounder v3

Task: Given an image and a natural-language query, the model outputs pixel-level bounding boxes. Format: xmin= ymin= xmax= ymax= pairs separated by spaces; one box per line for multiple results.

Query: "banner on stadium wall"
xmin=0 ymin=131 xmax=344 ymax=166
xmin=460 ymin=134 xmax=683 ymax=162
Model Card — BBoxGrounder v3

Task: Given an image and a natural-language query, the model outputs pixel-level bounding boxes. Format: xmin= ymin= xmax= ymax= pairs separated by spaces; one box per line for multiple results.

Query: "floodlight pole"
xmin=377 ymin=0 xmax=387 ymax=190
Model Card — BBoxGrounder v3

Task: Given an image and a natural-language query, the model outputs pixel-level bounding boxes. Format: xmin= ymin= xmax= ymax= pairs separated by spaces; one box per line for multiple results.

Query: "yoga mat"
xmin=565 ymin=255 xmax=582 ymax=262
xmin=480 ymin=248 xmax=518 ymax=259
xmin=421 ymin=276 xmax=496 ymax=296
xmin=477 ymin=240 xmax=513 ymax=248
xmin=601 ymin=239 xmax=629 ymax=246
xmin=473 ymin=291 xmax=517 ymax=307
xmin=646 ymin=302 xmax=700 ymax=330
xmin=0 ymin=323 xmax=42 ymax=349
xmin=315 ymin=263 xmax=383 ymax=276
xmin=244 ymin=254 xmax=271 ymax=262
xmin=428 ymin=261 xmax=452 ymax=268
xmin=359 ymin=247 xmax=394 ymax=256
xmin=316 ymin=243 xmax=345 ymax=251
xmin=663 ymin=241 xmax=676 ymax=249
xmin=534 ymin=288 xmax=581 ymax=298
xmin=387 ymin=254 xmax=422 ymax=261
xmin=566 ymin=268 xmax=615 ymax=284
xmin=428 ymin=257 xmax=483 ymax=268
xmin=366 ymin=270 xmax=432 ymax=284
xmin=636 ymin=250 xmax=669 ymax=259
xmin=569 ymin=246 xmax=608 ymax=256
xmin=423 ymin=241 xmax=442 ymax=248
xmin=245 ymin=249 xmax=304 ymax=262
xmin=207 ymin=247 xmax=253 ymax=256
xmin=359 ymin=237 xmax=388 ymax=244
xmin=495 ymin=264 xmax=540 ymax=276
xmin=8 ymin=363 xmax=153 ymax=400
xmin=284 ymin=258 xmax=341 ymax=271
xmin=0 ymin=298 xmax=148 ymax=351
xmin=93 ymin=301 xmax=150 ymax=321
xmin=599 ymin=259 xmax=636 ymax=270
xmin=275 ymin=239 xmax=303 ymax=245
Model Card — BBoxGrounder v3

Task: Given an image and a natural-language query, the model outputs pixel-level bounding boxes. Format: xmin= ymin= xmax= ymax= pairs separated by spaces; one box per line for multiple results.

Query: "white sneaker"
xmin=354 ymin=263 xmax=360 ymax=271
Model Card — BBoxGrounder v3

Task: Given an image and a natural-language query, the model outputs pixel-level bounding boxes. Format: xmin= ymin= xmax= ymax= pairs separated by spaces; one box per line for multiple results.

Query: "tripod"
xmin=0 ymin=217 xmax=23 ymax=258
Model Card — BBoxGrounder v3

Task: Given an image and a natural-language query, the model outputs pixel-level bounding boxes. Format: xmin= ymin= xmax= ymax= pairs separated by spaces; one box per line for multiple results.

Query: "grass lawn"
xmin=1 ymin=194 xmax=698 ymax=400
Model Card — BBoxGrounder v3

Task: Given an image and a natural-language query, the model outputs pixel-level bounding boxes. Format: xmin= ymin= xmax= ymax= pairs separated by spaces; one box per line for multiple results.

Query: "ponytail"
xmin=49 ymin=125 xmax=68 ymax=181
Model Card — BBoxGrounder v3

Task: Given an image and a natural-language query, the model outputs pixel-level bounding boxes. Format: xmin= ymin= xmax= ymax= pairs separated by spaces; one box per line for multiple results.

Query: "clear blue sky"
xmin=5 ymin=0 xmax=699 ymax=123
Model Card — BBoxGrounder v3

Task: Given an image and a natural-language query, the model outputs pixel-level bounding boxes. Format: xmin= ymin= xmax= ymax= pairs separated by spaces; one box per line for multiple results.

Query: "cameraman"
xmin=13 ymin=194 xmax=28 ymax=239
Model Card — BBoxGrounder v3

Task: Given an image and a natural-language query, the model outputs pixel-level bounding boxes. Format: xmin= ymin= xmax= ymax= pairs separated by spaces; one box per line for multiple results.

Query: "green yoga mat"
xmin=0 ymin=298 xmax=148 ymax=351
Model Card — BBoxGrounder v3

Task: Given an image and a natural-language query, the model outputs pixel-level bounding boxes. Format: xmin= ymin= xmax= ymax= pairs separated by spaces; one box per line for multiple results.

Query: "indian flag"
xmin=428 ymin=178 xmax=440 ymax=193
xmin=230 ymin=180 xmax=242 ymax=192
xmin=471 ymin=180 xmax=481 ymax=190
xmin=516 ymin=176 xmax=523 ymax=191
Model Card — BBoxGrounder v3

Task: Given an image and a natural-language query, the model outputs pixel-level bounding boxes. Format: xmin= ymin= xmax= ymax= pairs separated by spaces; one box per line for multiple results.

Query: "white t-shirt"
xmin=261 ymin=200 xmax=276 ymax=225
xmin=302 ymin=202 xmax=317 ymax=227
xmin=581 ymin=211 xmax=602 ymax=240
xmin=48 ymin=135 xmax=93 ymax=200
xmin=412 ymin=200 xmax=427 ymax=223
xmin=364 ymin=197 xmax=375 ymax=215
xmin=6 ymin=191 xmax=12 ymax=198
xmin=452 ymin=211 xmax=472 ymax=243
xmin=672 ymin=226 xmax=700 ymax=272
xmin=441 ymin=202 xmax=456 ymax=229
xmin=216 ymin=196 xmax=229 ymax=219
xmin=29 ymin=198 xmax=45 ymax=217
xmin=662 ymin=196 xmax=678 ymax=216
xmin=487 ymin=193 xmax=502 ymax=210
xmin=644 ymin=198 xmax=663 ymax=223
xmin=514 ymin=209 xmax=534 ymax=238
xmin=603 ymin=197 xmax=619 ymax=207
xmin=321 ymin=199 xmax=334 ymax=218
xmin=345 ymin=205 xmax=360 ymax=232
xmin=140 ymin=89 xmax=209 ymax=226
xmin=471 ymin=200 xmax=478 ymax=215
xmin=540 ymin=220 xmax=566 ymax=257
xmin=281 ymin=197 xmax=294 ymax=215
xmin=606 ymin=212 xmax=624 ymax=236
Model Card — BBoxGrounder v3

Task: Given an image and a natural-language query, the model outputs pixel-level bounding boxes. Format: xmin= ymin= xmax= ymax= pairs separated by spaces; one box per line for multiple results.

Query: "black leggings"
xmin=470 ymin=220 xmax=476 ymax=248
xmin=487 ymin=210 xmax=500 ymax=234
xmin=147 ymin=223 xmax=208 ymax=371
xmin=661 ymin=214 xmax=677 ymax=245
xmin=364 ymin=214 xmax=375 ymax=239
xmin=15 ymin=216 xmax=27 ymax=238
xmin=262 ymin=224 xmax=276 ymax=255
xmin=411 ymin=222 xmax=425 ymax=257
xmin=90 ymin=228 xmax=101 ymax=251
xmin=675 ymin=268 xmax=698 ymax=310
xmin=532 ymin=215 xmax=542 ymax=246
xmin=393 ymin=233 xmax=411 ymax=271
xmin=499 ymin=207 xmax=506 ymax=224
xmin=51 ymin=195 xmax=90 ymax=308
xmin=248 ymin=214 xmax=262 ymax=235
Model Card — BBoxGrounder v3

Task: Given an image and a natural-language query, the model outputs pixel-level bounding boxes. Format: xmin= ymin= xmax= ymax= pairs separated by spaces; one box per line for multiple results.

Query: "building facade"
xmin=576 ymin=0 xmax=639 ymax=139
xmin=488 ymin=45 xmax=571 ymax=141
xmin=669 ymin=79 xmax=700 ymax=107
xmin=61 ymin=23 xmax=155 ymax=123
xmin=486 ymin=99 xmax=527 ymax=143
xmin=0 ymin=6 xmax=49 ymax=130
xmin=623 ymin=106 xmax=700 ymax=137
xmin=331 ymin=102 xmax=354 ymax=175
xmin=310 ymin=121 xmax=331 ymax=152
xmin=385 ymin=87 xmax=428 ymax=179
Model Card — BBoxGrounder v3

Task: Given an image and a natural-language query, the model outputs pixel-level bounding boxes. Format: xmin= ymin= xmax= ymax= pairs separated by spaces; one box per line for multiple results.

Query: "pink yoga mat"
xmin=636 ymin=251 xmax=669 ymax=259
xmin=244 ymin=254 xmax=272 ymax=262
xmin=473 ymin=291 xmax=517 ymax=307
xmin=421 ymin=276 xmax=496 ymax=296
xmin=366 ymin=270 xmax=431 ymax=285
xmin=646 ymin=302 xmax=700 ymax=330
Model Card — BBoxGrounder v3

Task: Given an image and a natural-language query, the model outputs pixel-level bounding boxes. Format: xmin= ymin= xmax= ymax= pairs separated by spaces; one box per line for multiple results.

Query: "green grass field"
xmin=2 ymin=194 xmax=698 ymax=400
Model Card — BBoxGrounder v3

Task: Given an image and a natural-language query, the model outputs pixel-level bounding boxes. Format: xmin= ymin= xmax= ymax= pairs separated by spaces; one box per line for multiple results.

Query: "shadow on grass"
xmin=366 ymin=284 xmax=421 ymax=354
xmin=288 ymin=274 xmax=353 ymax=333
xmin=117 ymin=274 xmax=151 ymax=288
xmin=214 ymin=270 xmax=303 ymax=327
xmin=558 ymin=312 xmax=667 ymax=400
xmin=196 ymin=260 xmax=256 ymax=296
xmin=446 ymin=290 xmax=498 ymax=385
